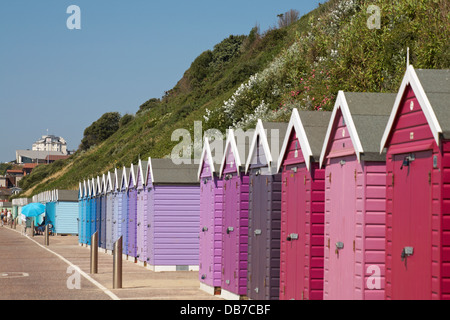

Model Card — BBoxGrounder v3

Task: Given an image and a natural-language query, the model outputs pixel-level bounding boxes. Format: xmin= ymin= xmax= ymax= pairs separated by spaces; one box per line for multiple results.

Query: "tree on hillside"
xmin=79 ymin=112 xmax=121 ymax=151
xmin=277 ymin=9 xmax=299 ymax=29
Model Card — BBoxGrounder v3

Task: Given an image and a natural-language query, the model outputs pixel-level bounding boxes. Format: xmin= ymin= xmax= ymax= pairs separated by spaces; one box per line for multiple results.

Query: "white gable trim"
xmin=380 ymin=65 xmax=442 ymax=152
xmin=91 ymin=177 xmax=97 ymax=197
xmin=137 ymin=159 xmax=147 ymax=187
xmin=119 ymin=167 xmax=128 ymax=190
xmin=113 ymin=168 xmax=119 ymax=191
xmin=106 ymin=171 xmax=114 ymax=193
xmin=79 ymin=182 xmax=83 ymax=199
xmin=96 ymin=176 xmax=102 ymax=194
xmin=147 ymin=157 xmax=154 ymax=185
xmin=198 ymin=137 xmax=216 ymax=180
xmin=219 ymin=129 xmax=242 ymax=177
xmin=245 ymin=119 xmax=273 ymax=174
xmin=128 ymin=163 xmax=137 ymax=188
xmin=83 ymin=180 xmax=88 ymax=199
xmin=319 ymin=91 xmax=364 ymax=168
xmin=276 ymin=109 xmax=314 ymax=172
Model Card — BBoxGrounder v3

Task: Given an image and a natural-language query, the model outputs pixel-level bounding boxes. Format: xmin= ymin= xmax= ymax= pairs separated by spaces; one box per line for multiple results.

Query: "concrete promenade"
xmin=0 ymin=225 xmax=222 ymax=300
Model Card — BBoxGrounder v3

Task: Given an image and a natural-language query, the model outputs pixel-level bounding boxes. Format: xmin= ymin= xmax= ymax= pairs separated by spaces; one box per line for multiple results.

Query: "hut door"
xmin=327 ymin=156 xmax=356 ymax=299
xmin=200 ymin=178 xmax=214 ymax=284
xmin=249 ymin=173 xmax=269 ymax=300
xmin=223 ymin=174 xmax=240 ymax=294
xmin=285 ymin=167 xmax=307 ymax=300
xmin=391 ymin=151 xmax=432 ymax=299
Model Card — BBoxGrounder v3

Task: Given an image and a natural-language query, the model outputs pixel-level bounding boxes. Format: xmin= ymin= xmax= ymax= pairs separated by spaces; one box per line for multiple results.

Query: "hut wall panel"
xmin=309 ymin=165 xmax=325 ymax=300
xmin=363 ymin=162 xmax=386 ymax=300
xmin=153 ymin=185 xmax=200 ymax=266
xmin=441 ymin=140 xmax=450 ymax=297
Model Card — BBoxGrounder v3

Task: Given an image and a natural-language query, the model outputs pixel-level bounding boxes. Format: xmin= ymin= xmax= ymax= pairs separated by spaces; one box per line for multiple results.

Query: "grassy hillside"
xmin=17 ymin=0 xmax=449 ymax=197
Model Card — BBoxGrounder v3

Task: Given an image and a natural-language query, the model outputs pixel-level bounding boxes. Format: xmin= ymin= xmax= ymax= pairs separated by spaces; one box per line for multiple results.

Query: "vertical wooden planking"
xmin=364 ymin=162 xmax=386 ymax=300
xmin=441 ymin=141 xmax=450 ymax=299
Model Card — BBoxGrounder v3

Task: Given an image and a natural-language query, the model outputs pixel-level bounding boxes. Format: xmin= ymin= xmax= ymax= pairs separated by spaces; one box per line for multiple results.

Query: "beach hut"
xmin=319 ymin=91 xmax=396 ymax=300
xmin=89 ymin=177 xmax=97 ymax=243
xmin=127 ymin=163 xmax=139 ymax=259
xmin=380 ymin=66 xmax=450 ymax=300
xmin=105 ymin=171 xmax=115 ymax=253
xmin=111 ymin=168 xmax=121 ymax=250
xmin=95 ymin=176 xmax=102 ymax=240
xmin=78 ymin=182 xmax=84 ymax=244
xmin=118 ymin=167 xmax=129 ymax=256
xmin=198 ymin=137 xmax=226 ymax=295
xmin=100 ymin=174 xmax=108 ymax=250
xmin=276 ymin=110 xmax=330 ymax=300
xmin=144 ymin=157 xmax=200 ymax=271
xmin=219 ymin=128 xmax=252 ymax=300
xmin=85 ymin=179 xmax=93 ymax=245
xmin=12 ymin=198 xmax=31 ymax=226
xmin=136 ymin=159 xmax=149 ymax=264
xmin=45 ymin=190 xmax=79 ymax=235
xmin=244 ymin=120 xmax=288 ymax=300
xmin=82 ymin=180 xmax=89 ymax=244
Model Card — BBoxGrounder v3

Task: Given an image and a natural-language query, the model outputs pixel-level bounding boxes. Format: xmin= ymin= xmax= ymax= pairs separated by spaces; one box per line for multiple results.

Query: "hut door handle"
xmin=202 ymin=227 xmax=208 ymax=232
xmin=226 ymin=227 xmax=234 ymax=234
xmin=401 ymin=246 xmax=414 ymax=262
xmin=254 ymin=229 xmax=261 ymax=236
xmin=287 ymin=233 xmax=298 ymax=241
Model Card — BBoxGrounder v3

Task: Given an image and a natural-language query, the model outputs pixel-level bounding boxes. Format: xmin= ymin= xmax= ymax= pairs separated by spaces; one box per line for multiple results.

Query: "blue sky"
xmin=0 ymin=0 xmax=322 ymax=163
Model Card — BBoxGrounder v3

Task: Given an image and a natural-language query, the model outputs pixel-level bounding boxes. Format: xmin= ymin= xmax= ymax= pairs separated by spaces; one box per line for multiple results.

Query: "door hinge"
xmin=353 ymin=240 xmax=356 ymax=252
xmin=284 ymin=177 xmax=287 ymax=186
xmin=329 ymin=172 xmax=332 ymax=183
xmin=354 ymin=169 xmax=357 ymax=182
xmin=429 ymin=171 xmax=432 ymax=185
xmin=392 ymin=174 xmax=394 ymax=187
xmin=250 ymin=179 xmax=253 ymax=186
xmin=304 ymin=175 xmax=307 ymax=185
xmin=266 ymin=177 xmax=269 ymax=186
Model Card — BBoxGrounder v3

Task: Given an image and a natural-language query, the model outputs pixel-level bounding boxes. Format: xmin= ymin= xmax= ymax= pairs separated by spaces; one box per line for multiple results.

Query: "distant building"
xmin=32 ymin=135 xmax=68 ymax=154
xmin=45 ymin=154 xmax=71 ymax=163
xmin=16 ymin=150 xmax=67 ymax=164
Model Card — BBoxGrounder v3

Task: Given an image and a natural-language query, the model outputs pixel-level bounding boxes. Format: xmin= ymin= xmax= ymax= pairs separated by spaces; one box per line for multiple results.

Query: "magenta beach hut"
xmin=144 ymin=157 xmax=200 ymax=271
xmin=380 ymin=66 xmax=450 ymax=300
xmin=244 ymin=120 xmax=288 ymax=300
xmin=276 ymin=109 xmax=330 ymax=300
xmin=198 ymin=137 xmax=225 ymax=295
xmin=320 ymin=91 xmax=396 ymax=300
xmin=219 ymin=128 xmax=252 ymax=300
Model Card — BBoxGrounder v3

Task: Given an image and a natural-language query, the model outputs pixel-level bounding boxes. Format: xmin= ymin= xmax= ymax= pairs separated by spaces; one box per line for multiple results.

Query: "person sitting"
xmin=35 ymin=217 xmax=46 ymax=235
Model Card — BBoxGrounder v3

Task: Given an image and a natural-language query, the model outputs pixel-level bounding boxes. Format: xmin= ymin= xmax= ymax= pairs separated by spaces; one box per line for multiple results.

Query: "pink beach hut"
xmin=276 ymin=109 xmax=330 ymax=300
xmin=198 ymin=137 xmax=225 ymax=295
xmin=218 ymin=128 xmax=252 ymax=300
xmin=319 ymin=91 xmax=396 ymax=300
xmin=380 ymin=66 xmax=450 ymax=300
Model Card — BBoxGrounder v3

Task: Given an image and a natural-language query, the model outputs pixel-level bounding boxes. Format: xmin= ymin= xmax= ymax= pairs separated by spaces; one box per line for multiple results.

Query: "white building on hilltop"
xmin=32 ymin=135 xmax=68 ymax=154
